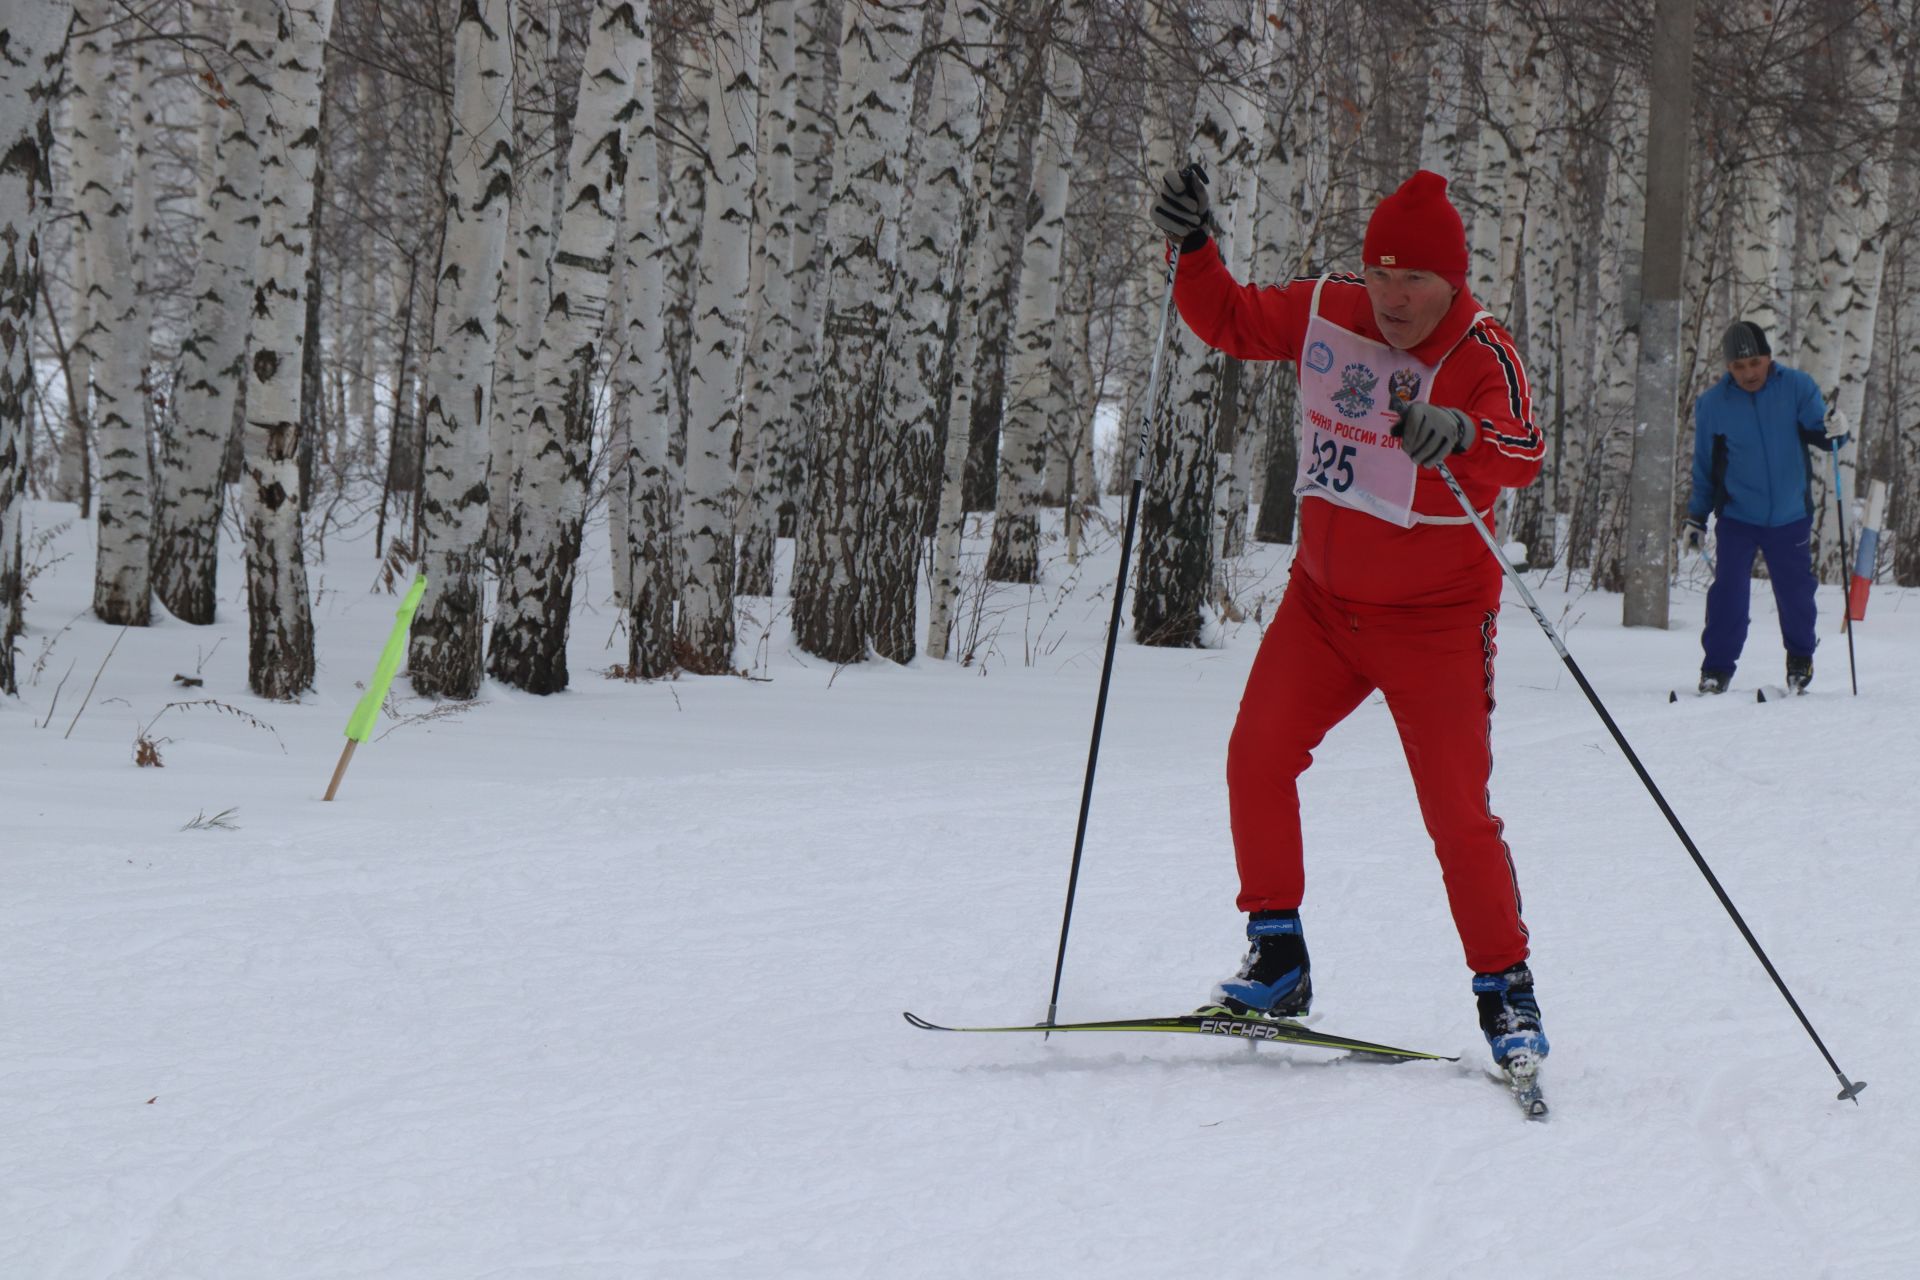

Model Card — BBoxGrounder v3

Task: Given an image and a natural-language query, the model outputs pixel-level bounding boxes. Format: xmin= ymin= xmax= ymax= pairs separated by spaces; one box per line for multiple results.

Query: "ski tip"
xmin=902 ymin=1011 xmax=941 ymax=1031
xmin=1837 ymin=1078 xmax=1869 ymax=1103
xmin=1668 ymin=689 xmax=1677 ymax=703
xmin=1756 ymin=688 xmax=1768 ymax=703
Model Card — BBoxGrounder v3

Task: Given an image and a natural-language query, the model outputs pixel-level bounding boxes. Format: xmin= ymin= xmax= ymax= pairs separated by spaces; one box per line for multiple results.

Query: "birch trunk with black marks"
xmin=678 ymin=0 xmax=760 ymax=672
xmin=410 ymin=0 xmax=514 ymax=700
xmin=153 ymin=0 xmax=275 ymax=624
xmin=986 ymin=1 xmax=1085 ymax=587
xmin=611 ymin=0 xmax=674 ymax=677
xmin=489 ymin=0 xmax=560 ymax=557
xmin=0 ymin=1 xmax=72 ymax=695
xmin=239 ymin=0 xmax=336 ymax=699
xmin=869 ymin=0 xmax=994 ymax=655
xmin=734 ymin=0 xmax=800 ymax=599
xmin=1797 ymin=8 xmax=1908 ymax=581
xmin=73 ymin=0 xmax=153 ymax=626
xmin=489 ymin=0 xmax=645 ymax=694
xmin=789 ymin=0 xmax=927 ymax=663
xmin=1134 ymin=0 xmax=1247 ymax=647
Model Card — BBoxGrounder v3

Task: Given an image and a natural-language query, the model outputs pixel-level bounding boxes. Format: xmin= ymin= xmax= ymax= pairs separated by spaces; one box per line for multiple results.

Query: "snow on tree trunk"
xmin=986 ymin=4 xmax=1086 ymax=586
xmin=488 ymin=0 xmax=647 ymax=695
xmin=409 ymin=0 xmax=515 ymax=700
xmin=153 ymin=0 xmax=276 ymax=625
xmin=239 ymin=0 xmax=335 ymax=700
xmin=1797 ymin=10 xmax=1908 ymax=582
xmin=72 ymin=0 xmax=153 ymax=626
xmin=734 ymin=0 xmax=801 ymax=599
xmin=870 ymin=0 xmax=994 ymax=655
xmin=611 ymin=2 xmax=675 ymax=678
xmin=789 ymin=0 xmax=928 ymax=663
xmin=0 ymin=0 xmax=72 ymax=695
xmin=677 ymin=0 xmax=761 ymax=673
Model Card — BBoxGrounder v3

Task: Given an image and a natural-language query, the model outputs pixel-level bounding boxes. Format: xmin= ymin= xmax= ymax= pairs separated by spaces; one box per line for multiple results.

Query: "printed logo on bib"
xmin=1331 ymin=363 xmax=1378 ymax=418
xmin=1305 ymin=341 xmax=1334 ymax=374
xmin=1388 ymin=369 xmax=1422 ymax=407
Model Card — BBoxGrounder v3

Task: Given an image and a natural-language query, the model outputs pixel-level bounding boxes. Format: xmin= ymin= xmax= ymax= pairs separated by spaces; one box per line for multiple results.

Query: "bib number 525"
xmin=1306 ymin=434 xmax=1356 ymax=493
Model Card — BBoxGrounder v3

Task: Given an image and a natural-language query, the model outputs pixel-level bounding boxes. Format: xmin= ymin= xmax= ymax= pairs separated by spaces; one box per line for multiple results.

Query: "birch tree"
xmin=986 ymin=0 xmax=1087 ymax=586
xmin=489 ymin=0 xmax=646 ymax=694
xmin=871 ymin=0 xmax=995 ymax=656
xmin=152 ymin=0 xmax=276 ymax=625
xmin=790 ymin=0 xmax=928 ymax=662
xmin=1797 ymin=7 xmax=1909 ymax=580
xmin=489 ymin=0 xmax=559 ymax=557
xmin=734 ymin=0 xmax=801 ymax=598
xmin=1 ymin=1 xmax=72 ymax=696
xmin=678 ymin=0 xmax=761 ymax=672
xmin=1250 ymin=0 xmax=1309 ymax=545
xmin=410 ymin=0 xmax=515 ymax=700
xmin=611 ymin=0 xmax=675 ymax=678
xmin=1133 ymin=0 xmax=1252 ymax=647
xmin=72 ymin=0 xmax=153 ymax=626
xmin=236 ymin=0 xmax=335 ymax=699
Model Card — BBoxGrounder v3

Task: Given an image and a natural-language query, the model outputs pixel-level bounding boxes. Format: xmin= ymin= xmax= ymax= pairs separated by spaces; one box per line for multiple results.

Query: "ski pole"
xmin=1044 ymin=211 xmax=1191 ymax=1031
xmin=1434 ymin=461 xmax=1865 ymax=1103
xmin=1826 ymin=445 xmax=1858 ymax=695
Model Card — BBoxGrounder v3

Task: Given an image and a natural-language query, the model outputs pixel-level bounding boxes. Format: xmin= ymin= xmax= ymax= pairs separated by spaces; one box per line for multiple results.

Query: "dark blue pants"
xmin=1702 ymin=514 xmax=1817 ymax=676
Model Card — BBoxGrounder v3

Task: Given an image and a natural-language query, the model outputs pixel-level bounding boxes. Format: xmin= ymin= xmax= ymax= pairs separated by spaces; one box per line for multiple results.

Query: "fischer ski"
xmin=902 ymin=1009 xmax=1459 ymax=1063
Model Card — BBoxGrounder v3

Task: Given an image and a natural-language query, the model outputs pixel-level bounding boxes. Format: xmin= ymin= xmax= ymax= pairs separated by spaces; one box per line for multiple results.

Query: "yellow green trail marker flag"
xmin=323 ymin=574 xmax=428 ymax=800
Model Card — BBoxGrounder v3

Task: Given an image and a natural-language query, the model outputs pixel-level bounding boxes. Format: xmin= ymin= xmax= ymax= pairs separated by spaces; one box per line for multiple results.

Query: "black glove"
xmin=1391 ymin=404 xmax=1475 ymax=468
xmin=1149 ymin=165 xmax=1214 ymax=253
xmin=1681 ymin=516 xmax=1706 ymax=553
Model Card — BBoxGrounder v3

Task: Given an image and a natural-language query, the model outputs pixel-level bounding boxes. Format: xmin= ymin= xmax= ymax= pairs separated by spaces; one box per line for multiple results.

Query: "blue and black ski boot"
xmin=1209 ymin=911 xmax=1312 ymax=1017
xmin=1786 ymin=653 xmax=1813 ymax=694
xmin=1474 ymin=962 xmax=1549 ymax=1066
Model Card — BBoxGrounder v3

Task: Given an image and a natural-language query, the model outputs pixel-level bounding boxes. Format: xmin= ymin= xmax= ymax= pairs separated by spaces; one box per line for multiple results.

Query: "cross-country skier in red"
xmin=1149 ymin=168 xmax=1550 ymax=1071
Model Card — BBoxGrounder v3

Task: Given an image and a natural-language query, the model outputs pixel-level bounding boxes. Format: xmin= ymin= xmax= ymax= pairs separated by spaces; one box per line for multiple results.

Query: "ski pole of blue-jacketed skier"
xmin=1432 ymin=460 xmax=1865 ymax=1104
xmin=1045 ymin=165 xmax=1210 ymax=1031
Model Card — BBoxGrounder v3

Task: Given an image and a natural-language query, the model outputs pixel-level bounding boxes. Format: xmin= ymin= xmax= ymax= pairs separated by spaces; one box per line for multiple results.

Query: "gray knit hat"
xmin=1722 ymin=320 xmax=1771 ymax=362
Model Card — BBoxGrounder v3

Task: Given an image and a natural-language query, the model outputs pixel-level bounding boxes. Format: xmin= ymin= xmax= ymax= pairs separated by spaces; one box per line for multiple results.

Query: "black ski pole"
xmin=1044 ymin=215 xmax=1191 ymax=1031
xmin=1434 ymin=460 xmax=1865 ymax=1103
xmin=1826 ymin=446 xmax=1859 ymax=696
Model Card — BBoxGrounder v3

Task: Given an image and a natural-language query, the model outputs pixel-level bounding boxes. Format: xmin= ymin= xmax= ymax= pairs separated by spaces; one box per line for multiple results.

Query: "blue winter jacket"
xmin=1688 ymin=363 xmax=1829 ymax=528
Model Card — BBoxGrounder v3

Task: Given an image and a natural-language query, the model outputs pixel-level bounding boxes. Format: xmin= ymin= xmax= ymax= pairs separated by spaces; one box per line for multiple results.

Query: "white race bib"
xmin=1292 ymin=277 xmax=1449 ymax=528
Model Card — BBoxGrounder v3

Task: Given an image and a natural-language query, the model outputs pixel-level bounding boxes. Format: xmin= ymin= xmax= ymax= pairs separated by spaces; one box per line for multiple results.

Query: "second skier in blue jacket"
xmin=1683 ymin=320 xmax=1846 ymax=693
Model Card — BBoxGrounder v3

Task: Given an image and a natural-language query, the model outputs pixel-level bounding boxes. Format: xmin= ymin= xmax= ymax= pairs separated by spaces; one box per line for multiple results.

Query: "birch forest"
xmin=3 ymin=0 xmax=1918 ymax=701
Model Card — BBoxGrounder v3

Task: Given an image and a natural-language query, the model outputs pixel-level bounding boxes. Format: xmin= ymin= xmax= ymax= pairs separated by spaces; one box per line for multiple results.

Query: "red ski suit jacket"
xmin=1174 ymin=242 xmax=1544 ymax=610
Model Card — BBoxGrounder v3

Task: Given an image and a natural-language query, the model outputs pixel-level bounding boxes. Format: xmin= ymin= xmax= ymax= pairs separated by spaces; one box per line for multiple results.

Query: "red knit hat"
xmin=1363 ymin=170 xmax=1468 ymax=287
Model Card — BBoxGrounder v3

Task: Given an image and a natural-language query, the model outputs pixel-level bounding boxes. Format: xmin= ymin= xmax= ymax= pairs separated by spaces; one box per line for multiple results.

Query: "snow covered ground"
xmin=4 ymin=497 xmax=1915 ymax=1278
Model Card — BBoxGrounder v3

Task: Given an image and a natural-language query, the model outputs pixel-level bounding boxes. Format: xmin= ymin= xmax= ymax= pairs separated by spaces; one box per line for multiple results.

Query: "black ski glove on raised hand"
xmin=1681 ymin=516 xmax=1707 ymax=553
xmin=1149 ymin=165 xmax=1214 ymax=253
xmin=1392 ymin=403 xmax=1476 ymax=468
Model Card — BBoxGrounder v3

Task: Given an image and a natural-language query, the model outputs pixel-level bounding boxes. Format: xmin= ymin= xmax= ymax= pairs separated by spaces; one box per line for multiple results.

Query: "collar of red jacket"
xmin=1388 ymin=282 xmax=1486 ymax=365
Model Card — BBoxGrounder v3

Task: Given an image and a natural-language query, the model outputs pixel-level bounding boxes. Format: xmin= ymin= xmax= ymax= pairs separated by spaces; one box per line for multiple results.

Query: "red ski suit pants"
xmin=1228 ymin=568 xmax=1530 ymax=974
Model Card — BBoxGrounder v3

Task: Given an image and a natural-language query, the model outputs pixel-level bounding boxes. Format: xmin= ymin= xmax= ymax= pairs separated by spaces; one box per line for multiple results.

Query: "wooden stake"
xmin=322 ymin=739 xmax=358 ymax=801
